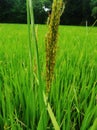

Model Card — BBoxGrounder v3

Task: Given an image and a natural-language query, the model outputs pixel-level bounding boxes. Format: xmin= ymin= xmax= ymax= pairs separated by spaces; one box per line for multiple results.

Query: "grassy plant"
xmin=27 ymin=0 xmax=61 ymax=129
xmin=0 ymin=24 xmax=97 ymax=130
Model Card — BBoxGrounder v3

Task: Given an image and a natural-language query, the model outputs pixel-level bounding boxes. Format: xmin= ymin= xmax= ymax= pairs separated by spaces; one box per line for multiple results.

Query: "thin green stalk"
xmin=26 ymin=0 xmax=33 ymax=89
xmin=28 ymin=0 xmax=42 ymax=87
xmin=26 ymin=0 xmax=44 ymax=112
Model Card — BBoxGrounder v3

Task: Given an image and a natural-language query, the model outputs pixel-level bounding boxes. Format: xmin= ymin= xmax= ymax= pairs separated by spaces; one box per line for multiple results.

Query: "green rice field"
xmin=0 ymin=24 xmax=97 ymax=130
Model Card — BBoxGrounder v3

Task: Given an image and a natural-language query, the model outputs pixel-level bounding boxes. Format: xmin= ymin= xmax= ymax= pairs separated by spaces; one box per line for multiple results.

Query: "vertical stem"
xmin=28 ymin=0 xmax=42 ymax=89
xmin=26 ymin=0 xmax=33 ymax=88
xmin=26 ymin=0 xmax=44 ymax=111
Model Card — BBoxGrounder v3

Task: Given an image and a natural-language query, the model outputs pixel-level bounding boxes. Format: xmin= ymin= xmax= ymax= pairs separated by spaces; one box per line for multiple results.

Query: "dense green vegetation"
xmin=0 ymin=24 xmax=97 ymax=129
xmin=0 ymin=0 xmax=97 ymax=25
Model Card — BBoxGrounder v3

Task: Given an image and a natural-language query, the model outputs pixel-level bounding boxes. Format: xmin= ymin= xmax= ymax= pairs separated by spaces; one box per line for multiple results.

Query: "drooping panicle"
xmin=45 ymin=0 xmax=64 ymax=96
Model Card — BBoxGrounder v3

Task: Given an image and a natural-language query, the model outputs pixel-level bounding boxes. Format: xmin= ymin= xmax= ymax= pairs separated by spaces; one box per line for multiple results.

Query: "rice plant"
xmin=0 ymin=2 xmax=97 ymax=130
xmin=26 ymin=0 xmax=62 ymax=129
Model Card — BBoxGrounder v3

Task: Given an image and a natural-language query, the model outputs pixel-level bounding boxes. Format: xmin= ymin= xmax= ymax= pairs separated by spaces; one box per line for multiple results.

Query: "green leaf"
xmin=89 ymin=118 xmax=97 ymax=130
xmin=43 ymin=92 xmax=60 ymax=130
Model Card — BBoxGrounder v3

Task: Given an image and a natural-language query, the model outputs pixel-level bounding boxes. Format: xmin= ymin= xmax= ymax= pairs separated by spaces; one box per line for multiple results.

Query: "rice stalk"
xmin=26 ymin=0 xmax=33 ymax=88
xmin=26 ymin=0 xmax=44 ymax=113
xmin=26 ymin=0 xmax=42 ymax=87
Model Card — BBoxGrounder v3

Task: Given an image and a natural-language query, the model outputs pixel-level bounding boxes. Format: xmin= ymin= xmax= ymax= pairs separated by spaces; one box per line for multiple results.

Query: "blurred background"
xmin=0 ymin=0 xmax=97 ymax=25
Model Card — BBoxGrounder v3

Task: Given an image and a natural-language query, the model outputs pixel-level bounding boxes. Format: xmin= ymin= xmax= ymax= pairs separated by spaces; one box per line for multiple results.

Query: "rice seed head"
xmin=45 ymin=0 xmax=63 ymax=96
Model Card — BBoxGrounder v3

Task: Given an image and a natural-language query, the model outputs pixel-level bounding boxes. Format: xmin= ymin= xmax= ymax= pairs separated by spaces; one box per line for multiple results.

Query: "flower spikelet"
xmin=45 ymin=0 xmax=63 ymax=96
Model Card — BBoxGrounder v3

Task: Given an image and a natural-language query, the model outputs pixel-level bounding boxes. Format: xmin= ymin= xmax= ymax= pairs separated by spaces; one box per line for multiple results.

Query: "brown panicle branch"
xmin=45 ymin=0 xmax=64 ymax=97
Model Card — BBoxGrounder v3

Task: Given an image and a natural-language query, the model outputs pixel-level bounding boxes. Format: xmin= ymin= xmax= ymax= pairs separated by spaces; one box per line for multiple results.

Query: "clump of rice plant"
xmin=0 ymin=21 xmax=97 ymax=130
xmin=0 ymin=0 xmax=97 ymax=129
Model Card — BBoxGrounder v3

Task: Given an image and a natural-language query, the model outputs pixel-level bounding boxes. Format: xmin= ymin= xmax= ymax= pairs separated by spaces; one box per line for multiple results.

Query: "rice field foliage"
xmin=0 ymin=24 xmax=97 ymax=130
